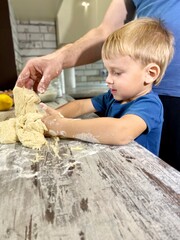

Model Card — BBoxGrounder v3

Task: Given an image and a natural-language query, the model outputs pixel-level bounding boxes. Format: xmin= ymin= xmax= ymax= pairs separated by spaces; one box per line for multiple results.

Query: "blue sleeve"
xmin=91 ymin=91 xmax=112 ymax=112
xmin=124 ymin=94 xmax=163 ymax=133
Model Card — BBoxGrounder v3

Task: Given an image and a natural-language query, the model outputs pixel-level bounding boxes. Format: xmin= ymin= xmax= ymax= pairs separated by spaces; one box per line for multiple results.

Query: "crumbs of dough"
xmin=48 ymin=137 xmax=61 ymax=158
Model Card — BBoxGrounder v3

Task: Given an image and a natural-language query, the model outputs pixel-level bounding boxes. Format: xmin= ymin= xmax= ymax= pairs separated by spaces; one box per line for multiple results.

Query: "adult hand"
xmin=16 ymin=54 xmax=62 ymax=93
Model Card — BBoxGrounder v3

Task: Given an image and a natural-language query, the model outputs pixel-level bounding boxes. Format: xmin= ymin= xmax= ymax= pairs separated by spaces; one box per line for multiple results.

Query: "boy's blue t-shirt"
xmin=132 ymin=0 xmax=180 ymax=97
xmin=91 ymin=90 xmax=163 ymax=156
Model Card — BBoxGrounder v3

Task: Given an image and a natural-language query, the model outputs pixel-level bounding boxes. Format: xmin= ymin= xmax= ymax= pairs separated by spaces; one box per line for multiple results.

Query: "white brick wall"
xmin=17 ymin=20 xmax=57 ymax=66
xmin=75 ymin=61 xmax=107 ymax=83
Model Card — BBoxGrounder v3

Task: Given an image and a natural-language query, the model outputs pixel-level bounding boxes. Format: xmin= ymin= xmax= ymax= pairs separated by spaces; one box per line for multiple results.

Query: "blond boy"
xmin=41 ymin=18 xmax=174 ymax=155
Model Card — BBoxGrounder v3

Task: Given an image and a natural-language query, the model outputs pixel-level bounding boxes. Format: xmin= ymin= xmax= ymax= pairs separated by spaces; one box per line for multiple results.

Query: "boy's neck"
xmin=121 ymin=89 xmax=152 ymax=104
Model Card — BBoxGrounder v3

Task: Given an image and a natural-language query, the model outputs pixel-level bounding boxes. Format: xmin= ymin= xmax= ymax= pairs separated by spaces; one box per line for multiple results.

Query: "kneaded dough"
xmin=0 ymin=86 xmax=47 ymax=149
xmin=16 ymin=112 xmax=47 ymax=149
xmin=13 ymin=86 xmax=41 ymax=117
xmin=0 ymin=118 xmax=18 ymax=143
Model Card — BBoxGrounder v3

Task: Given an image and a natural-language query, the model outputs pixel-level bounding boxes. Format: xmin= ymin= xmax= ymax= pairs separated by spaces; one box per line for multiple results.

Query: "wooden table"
xmin=0 ymin=98 xmax=180 ymax=240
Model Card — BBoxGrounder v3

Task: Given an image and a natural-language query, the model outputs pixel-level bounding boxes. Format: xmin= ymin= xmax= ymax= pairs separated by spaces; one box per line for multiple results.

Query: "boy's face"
xmin=103 ymin=55 xmax=152 ymax=102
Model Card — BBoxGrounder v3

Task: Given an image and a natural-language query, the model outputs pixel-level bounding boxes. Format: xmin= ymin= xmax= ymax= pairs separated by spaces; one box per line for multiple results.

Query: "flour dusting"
xmin=75 ymin=133 xmax=99 ymax=143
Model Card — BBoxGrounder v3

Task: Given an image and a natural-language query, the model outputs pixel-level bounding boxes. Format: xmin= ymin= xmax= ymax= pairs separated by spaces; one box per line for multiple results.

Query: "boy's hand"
xmin=40 ymin=103 xmax=64 ymax=137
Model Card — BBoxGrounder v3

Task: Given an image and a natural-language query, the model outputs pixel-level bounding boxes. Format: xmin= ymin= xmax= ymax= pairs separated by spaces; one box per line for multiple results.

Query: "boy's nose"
xmin=105 ymin=75 xmax=113 ymax=85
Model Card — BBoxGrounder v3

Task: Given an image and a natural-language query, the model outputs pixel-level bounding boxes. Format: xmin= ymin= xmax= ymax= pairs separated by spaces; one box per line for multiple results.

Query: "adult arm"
xmin=16 ymin=0 xmax=135 ymax=93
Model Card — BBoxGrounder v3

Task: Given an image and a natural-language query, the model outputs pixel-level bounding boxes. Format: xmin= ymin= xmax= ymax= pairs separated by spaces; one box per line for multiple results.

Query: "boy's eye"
xmin=113 ymin=72 xmax=121 ymax=76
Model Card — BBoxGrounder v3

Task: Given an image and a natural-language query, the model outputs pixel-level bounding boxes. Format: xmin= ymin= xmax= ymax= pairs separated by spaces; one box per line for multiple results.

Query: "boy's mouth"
xmin=111 ymin=89 xmax=117 ymax=94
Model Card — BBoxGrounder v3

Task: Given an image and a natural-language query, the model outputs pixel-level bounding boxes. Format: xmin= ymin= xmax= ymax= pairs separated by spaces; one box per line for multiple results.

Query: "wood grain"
xmin=0 ymin=138 xmax=179 ymax=240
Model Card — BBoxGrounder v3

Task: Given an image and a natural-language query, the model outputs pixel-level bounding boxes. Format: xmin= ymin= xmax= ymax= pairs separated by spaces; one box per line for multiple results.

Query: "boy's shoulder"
xmin=129 ymin=91 xmax=163 ymax=115
xmin=134 ymin=91 xmax=162 ymax=104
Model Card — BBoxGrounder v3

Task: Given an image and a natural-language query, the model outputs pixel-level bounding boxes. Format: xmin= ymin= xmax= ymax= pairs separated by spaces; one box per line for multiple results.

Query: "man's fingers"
xmin=16 ymin=58 xmax=60 ymax=93
xmin=37 ymin=75 xmax=48 ymax=94
xmin=16 ymin=69 xmax=31 ymax=87
xmin=37 ymin=68 xmax=55 ymax=93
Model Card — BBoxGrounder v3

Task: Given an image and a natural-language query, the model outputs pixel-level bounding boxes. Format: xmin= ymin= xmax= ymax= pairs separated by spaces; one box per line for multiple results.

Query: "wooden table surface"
xmin=0 ymin=139 xmax=180 ymax=240
xmin=0 ymin=97 xmax=180 ymax=240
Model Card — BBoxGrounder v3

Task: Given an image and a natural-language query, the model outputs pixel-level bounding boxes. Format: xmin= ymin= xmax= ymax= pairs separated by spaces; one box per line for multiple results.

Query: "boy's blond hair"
xmin=102 ymin=18 xmax=174 ymax=85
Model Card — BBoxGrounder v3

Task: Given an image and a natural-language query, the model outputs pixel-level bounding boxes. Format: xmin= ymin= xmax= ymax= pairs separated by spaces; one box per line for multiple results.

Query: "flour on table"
xmin=0 ymin=86 xmax=47 ymax=149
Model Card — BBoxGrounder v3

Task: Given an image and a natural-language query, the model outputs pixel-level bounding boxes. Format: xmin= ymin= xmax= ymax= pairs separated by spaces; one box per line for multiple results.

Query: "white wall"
xmin=56 ymin=0 xmax=111 ymax=84
xmin=17 ymin=20 xmax=57 ymax=66
xmin=96 ymin=0 xmax=112 ymax=24
xmin=56 ymin=0 xmax=111 ymax=45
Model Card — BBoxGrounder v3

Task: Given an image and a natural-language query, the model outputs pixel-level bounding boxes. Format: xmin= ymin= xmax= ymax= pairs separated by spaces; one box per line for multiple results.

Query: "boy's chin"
xmin=113 ymin=95 xmax=123 ymax=101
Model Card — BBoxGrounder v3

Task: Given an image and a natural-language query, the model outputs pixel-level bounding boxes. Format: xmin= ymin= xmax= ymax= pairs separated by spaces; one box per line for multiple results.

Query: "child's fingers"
xmin=40 ymin=102 xmax=64 ymax=117
xmin=40 ymin=102 xmax=58 ymax=115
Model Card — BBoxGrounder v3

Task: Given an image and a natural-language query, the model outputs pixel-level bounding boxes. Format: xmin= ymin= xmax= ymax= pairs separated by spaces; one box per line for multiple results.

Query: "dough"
xmin=16 ymin=112 xmax=47 ymax=149
xmin=0 ymin=86 xmax=47 ymax=149
xmin=13 ymin=86 xmax=41 ymax=117
xmin=0 ymin=118 xmax=17 ymax=143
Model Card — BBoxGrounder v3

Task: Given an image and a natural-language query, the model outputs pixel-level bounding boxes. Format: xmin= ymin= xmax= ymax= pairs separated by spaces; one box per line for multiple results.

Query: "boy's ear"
xmin=144 ymin=63 xmax=160 ymax=84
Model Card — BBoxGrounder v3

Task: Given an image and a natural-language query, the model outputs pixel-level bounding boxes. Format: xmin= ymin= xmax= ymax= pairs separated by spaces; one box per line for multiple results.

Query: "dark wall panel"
xmin=0 ymin=0 xmax=17 ymax=90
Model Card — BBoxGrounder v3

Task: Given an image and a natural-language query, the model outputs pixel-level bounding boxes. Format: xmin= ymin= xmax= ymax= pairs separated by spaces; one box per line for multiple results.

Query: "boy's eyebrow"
xmin=107 ymin=66 xmax=124 ymax=71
